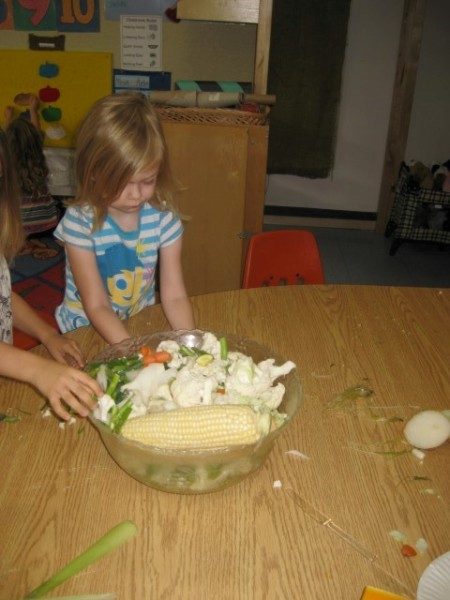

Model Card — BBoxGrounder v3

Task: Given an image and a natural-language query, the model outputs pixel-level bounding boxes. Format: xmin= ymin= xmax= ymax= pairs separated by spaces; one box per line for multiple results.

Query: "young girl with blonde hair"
xmin=0 ymin=129 xmax=101 ymax=420
xmin=54 ymin=92 xmax=195 ymax=344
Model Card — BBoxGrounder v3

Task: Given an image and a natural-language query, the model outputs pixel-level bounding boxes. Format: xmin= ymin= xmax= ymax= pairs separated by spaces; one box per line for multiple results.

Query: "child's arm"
xmin=66 ymin=243 xmax=131 ymax=345
xmin=0 ymin=341 xmax=101 ymax=420
xmin=11 ymin=291 xmax=84 ymax=367
xmin=159 ymin=236 xmax=195 ymax=330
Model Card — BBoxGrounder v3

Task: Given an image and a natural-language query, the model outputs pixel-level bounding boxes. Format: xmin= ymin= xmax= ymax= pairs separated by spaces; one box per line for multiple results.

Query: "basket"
xmin=155 ymin=106 xmax=268 ymax=127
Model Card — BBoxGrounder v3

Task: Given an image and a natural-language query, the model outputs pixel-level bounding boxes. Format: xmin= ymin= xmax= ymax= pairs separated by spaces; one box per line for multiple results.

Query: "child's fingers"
xmin=47 ymin=394 xmax=71 ymax=421
xmin=62 ymin=341 xmax=85 ymax=367
xmin=57 ymin=390 xmax=90 ymax=418
xmin=47 ymin=375 xmax=99 ymax=419
xmin=74 ymin=371 xmax=102 ymax=398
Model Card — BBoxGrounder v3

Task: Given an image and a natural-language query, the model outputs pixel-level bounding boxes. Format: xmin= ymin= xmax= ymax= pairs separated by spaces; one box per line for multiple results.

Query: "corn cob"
xmin=121 ymin=404 xmax=270 ymax=449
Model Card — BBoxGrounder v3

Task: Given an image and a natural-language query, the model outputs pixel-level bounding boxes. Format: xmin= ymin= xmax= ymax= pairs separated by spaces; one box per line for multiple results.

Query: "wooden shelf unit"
xmin=161 ymin=117 xmax=268 ymax=297
xmin=176 ymin=0 xmax=273 ymax=94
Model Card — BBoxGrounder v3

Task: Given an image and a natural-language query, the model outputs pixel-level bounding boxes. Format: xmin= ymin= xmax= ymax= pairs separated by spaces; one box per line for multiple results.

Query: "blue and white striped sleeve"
xmin=54 ymin=206 xmax=95 ymax=251
xmin=160 ymin=210 xmax=183 ymax=247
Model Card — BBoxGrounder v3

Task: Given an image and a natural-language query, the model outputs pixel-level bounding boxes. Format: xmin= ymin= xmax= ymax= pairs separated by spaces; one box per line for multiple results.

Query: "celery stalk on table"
xmin=25 ymin=520 xmax=137 ymax=599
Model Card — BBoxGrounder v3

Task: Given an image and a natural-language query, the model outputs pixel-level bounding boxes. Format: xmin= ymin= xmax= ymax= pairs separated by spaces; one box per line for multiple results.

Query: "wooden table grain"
xmin=1 ymin=286 xmax=449 ymax=600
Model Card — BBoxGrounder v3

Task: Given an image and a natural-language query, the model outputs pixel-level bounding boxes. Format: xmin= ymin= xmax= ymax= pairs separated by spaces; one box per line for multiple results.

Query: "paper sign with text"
xmin=120 ymin=15 xmax=162 ymax=72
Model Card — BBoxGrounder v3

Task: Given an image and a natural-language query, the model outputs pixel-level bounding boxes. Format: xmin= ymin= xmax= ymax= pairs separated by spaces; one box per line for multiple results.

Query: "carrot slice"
xmin=143 ymin=354 xmax=158 ymax=365
xmin=401 ymin=544 xmax=417 ymax=557
xmin=140 ymin=345 xmax=153 ymax=357
xmin=153 ymin=351 xmax=172 ymax=363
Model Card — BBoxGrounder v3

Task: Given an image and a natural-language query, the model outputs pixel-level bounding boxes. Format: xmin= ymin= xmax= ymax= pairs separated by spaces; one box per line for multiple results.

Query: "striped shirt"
xmin=54 ymin=204 xmax=182 ymax=333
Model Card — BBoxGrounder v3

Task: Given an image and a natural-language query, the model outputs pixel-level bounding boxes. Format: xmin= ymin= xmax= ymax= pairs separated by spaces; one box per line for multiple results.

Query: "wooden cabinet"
xmin=161 ymin=119 xmax=268 ymax=296
xmin=165 ymin=1 xmax=273 ymax=295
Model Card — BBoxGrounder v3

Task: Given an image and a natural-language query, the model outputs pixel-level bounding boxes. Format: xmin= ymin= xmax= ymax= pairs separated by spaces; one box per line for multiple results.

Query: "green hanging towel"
xmin=267 ymin=0 xmax=351 ymax=178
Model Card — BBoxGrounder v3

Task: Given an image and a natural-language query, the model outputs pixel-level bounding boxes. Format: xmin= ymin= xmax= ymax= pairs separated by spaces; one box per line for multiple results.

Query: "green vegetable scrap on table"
xmin=325 ymin=384 xmax=374 ymax=414
xmin=25 ymin=520 xmax=137 ymax=598
xmin=325 ymin=384 xmax=406 ymax=423
xmin=349 ymin=439 xmax=412 ymax=457
xmin=0 ymin=413 xmax=20 ymax=423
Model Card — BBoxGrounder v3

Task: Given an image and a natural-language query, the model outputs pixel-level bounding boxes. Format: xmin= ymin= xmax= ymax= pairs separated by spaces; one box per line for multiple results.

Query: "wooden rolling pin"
xmin=148 ymin=90 xmax=276 ymax=108
xmin=148 ymin=91 xmax=197 ymax=107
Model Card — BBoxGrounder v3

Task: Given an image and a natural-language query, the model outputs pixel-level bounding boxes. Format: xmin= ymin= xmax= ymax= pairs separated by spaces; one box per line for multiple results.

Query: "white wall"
xmin=265 ymin=0 xmax=404 ymax=213
xmin=405 ymin=0 xmax=450 ymax=164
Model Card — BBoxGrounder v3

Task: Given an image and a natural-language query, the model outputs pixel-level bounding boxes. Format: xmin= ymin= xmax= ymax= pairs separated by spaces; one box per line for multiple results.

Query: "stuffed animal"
xmin=431 ymin=163 xmax=448 ymax=191
xmin=406 ymin=160 xmax=434 ymax=189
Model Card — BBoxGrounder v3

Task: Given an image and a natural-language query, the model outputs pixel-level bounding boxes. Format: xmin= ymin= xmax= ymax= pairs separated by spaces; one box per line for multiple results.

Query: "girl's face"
xmin=109 ymin=166 xmax=159 ymax=215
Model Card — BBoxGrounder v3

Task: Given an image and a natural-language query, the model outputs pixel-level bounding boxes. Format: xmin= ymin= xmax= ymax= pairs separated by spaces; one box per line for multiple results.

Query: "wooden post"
xmin=254 ymin=0 xmax=273 ymax=94
xmin=375 ymin=0 xmax=427 ymax=233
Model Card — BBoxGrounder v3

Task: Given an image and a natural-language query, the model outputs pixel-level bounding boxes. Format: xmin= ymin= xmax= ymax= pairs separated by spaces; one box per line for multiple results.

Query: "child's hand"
xmin=42 ymin=330 xmax=85 ymax=368
xmin=34 ymin=362 xmax=102 ymax=421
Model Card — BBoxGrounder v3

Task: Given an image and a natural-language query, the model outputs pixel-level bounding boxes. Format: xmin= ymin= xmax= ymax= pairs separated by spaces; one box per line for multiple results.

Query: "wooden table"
xmin=1 ymin=286 xmax=449 ymax=599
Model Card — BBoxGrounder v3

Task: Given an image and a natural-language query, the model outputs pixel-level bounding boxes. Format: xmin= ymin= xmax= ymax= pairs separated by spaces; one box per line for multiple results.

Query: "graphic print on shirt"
xmin=97 ymin=242 xmax=154 ymax=317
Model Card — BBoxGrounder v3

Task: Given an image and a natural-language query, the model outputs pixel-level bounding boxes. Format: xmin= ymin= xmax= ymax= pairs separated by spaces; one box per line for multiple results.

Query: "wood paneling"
xmin=177 ymin=0 xmax=259 ymax=24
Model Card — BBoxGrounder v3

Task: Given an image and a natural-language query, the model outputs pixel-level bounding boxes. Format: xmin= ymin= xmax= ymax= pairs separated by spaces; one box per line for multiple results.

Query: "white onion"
xmin=404 ymin=410 xmax=450 ymax=450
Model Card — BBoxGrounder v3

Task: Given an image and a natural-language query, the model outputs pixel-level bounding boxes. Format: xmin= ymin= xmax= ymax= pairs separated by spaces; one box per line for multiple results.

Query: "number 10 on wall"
xmin=11 ymin=0 xmax=100 ymax=32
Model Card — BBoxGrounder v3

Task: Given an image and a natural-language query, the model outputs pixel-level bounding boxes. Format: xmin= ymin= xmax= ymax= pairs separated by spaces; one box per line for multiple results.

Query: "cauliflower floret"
xmin=170 ymin=366 xmax=220 ymax=407
xmin=226 ymin=356 xmax=270 ymax=396
xmin=257 ymin=358 xmax=296 ymax=382
xmin=226 ymin=356 xmax=295 ymax=399
xmin=259 ymin=382 xmax=286 ymax=410
xmin=200 ymin=332 xmax=221 ymax=357
xmin=145 ymin=383 xmax=178 ymax=413
xmin=93 ymin=393 xmax=115 ymax=424
xmin=122 ymin=363 xmax=177 ymax=413
xmin=194 ymin=358 xmax=227 ymax=382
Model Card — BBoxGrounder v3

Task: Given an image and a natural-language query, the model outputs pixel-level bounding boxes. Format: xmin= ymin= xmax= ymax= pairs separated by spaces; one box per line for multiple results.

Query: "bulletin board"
xmin=0 ymin=49 xmax=112 ymax=148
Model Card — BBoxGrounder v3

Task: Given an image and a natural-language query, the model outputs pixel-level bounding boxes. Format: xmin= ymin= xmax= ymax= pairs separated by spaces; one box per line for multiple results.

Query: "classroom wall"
xmin=0 ymin=18 xmax=256 ymax=86
xmin=265 ymin=0 xmax=404 ymax=214
xmin=405 ymin=0 xmax=450 ymax=164
xmin=266 ymin=0 xmax=450 ymax=214
xmin=3 ymin=2 xmax=447 ymax=214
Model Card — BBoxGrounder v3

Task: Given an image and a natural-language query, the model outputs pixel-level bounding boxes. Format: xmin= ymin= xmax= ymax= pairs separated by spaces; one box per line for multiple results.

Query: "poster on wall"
xmin=121 ymin=15 xmax=162 ymax=71
xmin=1 ymin=0 xmax=100 ymax=32
xmin=0 ymin=49 xmax=112 ymax=148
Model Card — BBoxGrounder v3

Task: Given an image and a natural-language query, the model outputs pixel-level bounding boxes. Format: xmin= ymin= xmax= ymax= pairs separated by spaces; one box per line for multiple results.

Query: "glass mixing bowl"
xmin=88 ymin=329 xmax=302 ymax=494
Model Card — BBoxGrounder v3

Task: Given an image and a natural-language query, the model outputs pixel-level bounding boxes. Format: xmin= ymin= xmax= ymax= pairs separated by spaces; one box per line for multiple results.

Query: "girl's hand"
xmin=34 ymin=363 xmax=102 ymax=421
xmin=42 ymin=330 xmax=85 ymax=368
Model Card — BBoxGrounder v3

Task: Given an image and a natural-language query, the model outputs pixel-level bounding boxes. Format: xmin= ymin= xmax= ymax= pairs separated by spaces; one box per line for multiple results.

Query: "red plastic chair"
xmin=242 ymin=229 xmax=325 ymax=288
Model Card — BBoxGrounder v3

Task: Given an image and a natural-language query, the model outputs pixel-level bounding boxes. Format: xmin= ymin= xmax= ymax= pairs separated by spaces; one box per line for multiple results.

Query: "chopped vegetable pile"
xmin=87 ymin=332 xmax=296 ymax=448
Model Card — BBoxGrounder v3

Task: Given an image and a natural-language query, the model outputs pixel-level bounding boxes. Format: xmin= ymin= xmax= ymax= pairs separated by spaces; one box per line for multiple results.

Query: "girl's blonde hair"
xmin=69 ymin=92 xmax=175 ymax=228
xmin=0 ymin=129 xmax=24 ymax=261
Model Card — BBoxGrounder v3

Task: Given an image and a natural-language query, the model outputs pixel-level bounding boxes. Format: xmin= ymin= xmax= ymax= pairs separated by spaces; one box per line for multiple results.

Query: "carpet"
xmin=11 ymin=235 xmax=65 ymax=349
